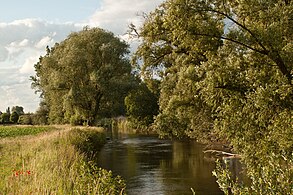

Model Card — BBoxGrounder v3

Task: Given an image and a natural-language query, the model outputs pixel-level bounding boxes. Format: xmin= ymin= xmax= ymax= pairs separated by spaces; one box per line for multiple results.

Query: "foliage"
xmin=134 ymin=0 xmax=293 ymax=193
xmin=0 ymin=126 xmax=126 ymax=194
xmin=125 ymin=81 xmax=159 ymax=129
xmin=133 ymin=0 xmax=222 ymax=140
xmin=213 ymin=155 xmax=293 ymax=194
xmin=10 ymin=111 xmax=19 ymax=124
xmin=0 ymin=126 xmax=56 ymax=138
xmin=0 ymin=106 xmax=24 ymax=124
xmin=11 ymin=106 xmax=24 ymax=116
xmin=6 ymin=107 xmax=10 ymax=115
xmin=0 ymin=113 xmax=10 ymax=124
xmin=69 ymin=128 xmax=107 ymax=158
xmin=31 ymin=27 xmax=134 ymax=125
xmin=31 ymin=101 xmax=49 ymax=125
xmin=18 ymin=114 xmax=33 ymax=125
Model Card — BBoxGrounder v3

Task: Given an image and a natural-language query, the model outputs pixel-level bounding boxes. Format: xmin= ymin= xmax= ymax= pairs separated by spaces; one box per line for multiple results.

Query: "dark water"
xmin=97 ymin=134 xmax=225 ymax=195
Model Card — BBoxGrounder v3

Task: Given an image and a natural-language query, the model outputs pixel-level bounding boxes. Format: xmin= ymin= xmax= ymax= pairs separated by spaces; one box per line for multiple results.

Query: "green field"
xmin=0 ymin=126 xmax=56 ymax=138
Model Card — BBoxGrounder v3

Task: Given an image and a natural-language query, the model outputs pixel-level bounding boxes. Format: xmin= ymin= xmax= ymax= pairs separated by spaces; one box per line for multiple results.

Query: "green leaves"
xmin=135 ymin=0 xmax=293 ymax=193
xmin=32 ymin=27 xmax=133 ymax=125
xmin=125 ymin=81 xmax=159 ymax=130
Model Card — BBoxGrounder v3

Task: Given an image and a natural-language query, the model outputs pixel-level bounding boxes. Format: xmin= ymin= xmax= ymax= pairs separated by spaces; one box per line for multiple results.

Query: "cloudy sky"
xmin=0 ymin=0 xmax=163 ymax=113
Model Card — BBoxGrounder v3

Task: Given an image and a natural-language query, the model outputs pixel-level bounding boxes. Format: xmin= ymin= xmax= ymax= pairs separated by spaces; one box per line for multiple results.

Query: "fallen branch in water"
xmin=204 ymin=150 xmax=240 ymax=158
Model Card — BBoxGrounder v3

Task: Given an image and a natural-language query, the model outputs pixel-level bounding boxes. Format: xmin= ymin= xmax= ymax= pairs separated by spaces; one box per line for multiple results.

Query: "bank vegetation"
xmin=0 ymin=126 xmax=126 ymax=194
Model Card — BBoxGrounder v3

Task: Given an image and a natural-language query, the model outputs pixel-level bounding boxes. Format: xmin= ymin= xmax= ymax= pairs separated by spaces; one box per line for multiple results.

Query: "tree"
xmin=6 ymin=107 xmax=10 ymax=115
xmin=10 ymin=111 xmax=19 ymax=124
xmin=133 ymin=0 xmax=222 ymax=140
xmin=18 ymin=114 xmax=33 ymax=125
xmin=125 ymin=80 xmax=159 ymax=130
xmin=31 ymin=101 xmax=49 ymax=125
xmin=135 ymin=0 xmax=293 ymax=193
xmin=11 ymin=106 xmax=24 ymax=116
xmin=31 ymin=27 xmax=134 ymax=125
xmin=0 ymin=113 xmax=10 ymax=124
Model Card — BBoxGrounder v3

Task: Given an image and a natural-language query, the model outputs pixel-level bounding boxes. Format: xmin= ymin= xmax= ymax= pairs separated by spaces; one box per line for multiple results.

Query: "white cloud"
xmin=0 ymin=46 xmax=8 ymax=61
xmin=0 ymin=83 xmax=40 ymax=113
xmin=35 ymin=36 xmax=54 ymax=49
xmin=89 ymin=0 xmax=163 ymax=35
xmin=5 ymin=39 xmax=30 ymax=58
xmin=0 ymin=19 xmax=82 ymax=112
xmin=19 ymin=55 xmax=39 ymax=74
xmin=0 ymin=1 xmax=164 ymax=113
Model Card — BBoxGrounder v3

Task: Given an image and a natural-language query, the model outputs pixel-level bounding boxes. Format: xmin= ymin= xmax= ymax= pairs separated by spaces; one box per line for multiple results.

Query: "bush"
xmin=69 ymin=128 xmax=107 ymax=158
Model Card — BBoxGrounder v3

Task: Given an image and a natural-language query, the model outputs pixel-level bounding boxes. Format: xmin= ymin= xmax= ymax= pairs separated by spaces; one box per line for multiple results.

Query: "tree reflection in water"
xmin=97 ymin=134 xmax=241 ymax=194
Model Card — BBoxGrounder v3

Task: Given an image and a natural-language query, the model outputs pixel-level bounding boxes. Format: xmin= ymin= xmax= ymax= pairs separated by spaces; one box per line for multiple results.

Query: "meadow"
xmin=0 ymin=126 xmax=56 ymax=138
xmin=0 ymin=125 xmax=126 ymax=194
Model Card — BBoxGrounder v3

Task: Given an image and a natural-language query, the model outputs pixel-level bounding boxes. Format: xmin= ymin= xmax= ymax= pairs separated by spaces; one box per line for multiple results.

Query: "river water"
xmin=96 ymin=132 xmax=235 ymax=195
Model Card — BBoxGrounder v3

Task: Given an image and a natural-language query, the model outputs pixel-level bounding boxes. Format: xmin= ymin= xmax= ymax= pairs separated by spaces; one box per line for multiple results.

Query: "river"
xmin=97 ymin=133 xmax=235 ymax=194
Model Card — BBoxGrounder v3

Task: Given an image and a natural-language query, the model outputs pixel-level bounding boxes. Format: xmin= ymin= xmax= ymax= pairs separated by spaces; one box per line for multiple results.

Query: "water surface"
xmin=97 ymin=134 xmax=224 ymax=194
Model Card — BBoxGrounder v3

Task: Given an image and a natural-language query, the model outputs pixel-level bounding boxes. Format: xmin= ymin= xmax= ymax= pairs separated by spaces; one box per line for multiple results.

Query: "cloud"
xmin=0 ymin=83 xmax=40 ymax=113
xmin=19 ymin=55 xmax=39 ymax=74
xmin=35 ymin=36 xmax=54 ymax=49
xmin=0 ymin=1 xmax=164 ymax=112
xmin=0 ymin=19 xmax=81 ymax=62
xmin=89 ymin=0 xmax=164 ymax=35
xmin=0 ymin=46 xmax=8 ymax=61
xmin=0 ymin=19 xmax=82 ymax=112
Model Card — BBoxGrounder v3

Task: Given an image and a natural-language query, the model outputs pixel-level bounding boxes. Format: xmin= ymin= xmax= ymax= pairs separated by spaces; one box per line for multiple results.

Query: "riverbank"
xmin=0 ymin=125 xmax=126 ymax=194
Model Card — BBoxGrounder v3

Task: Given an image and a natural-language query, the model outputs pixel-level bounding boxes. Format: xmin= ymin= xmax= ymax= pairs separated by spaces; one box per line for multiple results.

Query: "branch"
xmin=127 ymin=23 xmax=140 ymax=38
xmin=194 ymin=7 xmax=292 ymax=82
xmin=269 ymin=51 xmax=293 ymax=82
xmin=193 ymin=32 xmax=267 ymax=55
xmin=196 ymin=8 xmax=269 ymax=54
xmin=204 ymin=149 xmax=240 ymax=158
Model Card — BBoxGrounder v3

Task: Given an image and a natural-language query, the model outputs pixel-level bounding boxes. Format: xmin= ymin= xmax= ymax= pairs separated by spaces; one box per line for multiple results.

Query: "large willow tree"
xmin=134 ymin=0 xmax=293 ymax=193
xmin=31 ymin=27 xmax=133 ymax=125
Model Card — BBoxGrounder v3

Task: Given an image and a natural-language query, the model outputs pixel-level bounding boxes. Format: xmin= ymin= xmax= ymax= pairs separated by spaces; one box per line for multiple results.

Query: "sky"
xmin=0 ymin=0 xmax=164 ymax=113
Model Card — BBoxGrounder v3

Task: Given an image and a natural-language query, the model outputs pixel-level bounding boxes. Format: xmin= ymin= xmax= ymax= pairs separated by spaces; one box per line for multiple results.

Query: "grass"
xmin=0 ymin=125 xmax=56 ymax=138
xmin=0 ymin=126 xmax=126 ymax=194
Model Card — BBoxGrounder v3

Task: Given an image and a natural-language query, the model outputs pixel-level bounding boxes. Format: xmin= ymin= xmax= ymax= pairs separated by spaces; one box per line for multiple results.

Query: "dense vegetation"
xmin=125 ymin=81 xmax=159 ymax=130
xmin=132 ymin=0 xmax=292 ymax=193
xmin=0 ymin=126 xmax=126 ymax=194
xmin=0 ymin=0 xmax=288 ymax=193
xmin=31 ymin=27 xmax=137 ymax=126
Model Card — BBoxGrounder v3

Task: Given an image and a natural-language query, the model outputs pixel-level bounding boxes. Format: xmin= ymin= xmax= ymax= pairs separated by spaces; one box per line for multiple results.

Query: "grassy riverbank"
xmin=0 ymin=125 xmax=126 ymax=194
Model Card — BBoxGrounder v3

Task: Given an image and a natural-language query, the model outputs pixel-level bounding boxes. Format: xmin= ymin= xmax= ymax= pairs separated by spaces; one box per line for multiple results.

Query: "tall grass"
xmin=0 ymin=126 xmax=126 ymax=194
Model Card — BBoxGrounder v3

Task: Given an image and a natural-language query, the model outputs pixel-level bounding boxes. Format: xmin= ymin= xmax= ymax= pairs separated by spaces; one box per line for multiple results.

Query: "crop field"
xmin=0 ymin=126 xmax=56 ymax=138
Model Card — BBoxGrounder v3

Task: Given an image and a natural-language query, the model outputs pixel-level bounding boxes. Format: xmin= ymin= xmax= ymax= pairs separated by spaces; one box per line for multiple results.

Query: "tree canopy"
xmin=11 ymin=106 xmax=24 ymax=116
xmin=31 ymin=27 xmax=134 ymax=125
xmin=134 ymin=0 xmax=293 ymax=193
xmin=125 ymin=79 xmax=159 ymax=130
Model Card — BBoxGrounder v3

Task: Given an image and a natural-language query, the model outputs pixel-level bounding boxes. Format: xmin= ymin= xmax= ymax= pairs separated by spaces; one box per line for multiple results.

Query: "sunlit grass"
xmin=0 ymin=125 xmax=56 ymax=138
xmin=0 ymin=126 xmax=126 ymax=194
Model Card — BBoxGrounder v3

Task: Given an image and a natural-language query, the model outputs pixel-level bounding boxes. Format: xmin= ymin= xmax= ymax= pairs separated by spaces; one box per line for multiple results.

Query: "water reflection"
xmin=97 ymin=134 xmax=225 ymax=194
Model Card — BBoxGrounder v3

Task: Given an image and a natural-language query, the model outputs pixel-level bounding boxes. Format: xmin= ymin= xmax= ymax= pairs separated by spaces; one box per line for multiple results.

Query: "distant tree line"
xmin=0 ymin=105 xmax=48 ymax=125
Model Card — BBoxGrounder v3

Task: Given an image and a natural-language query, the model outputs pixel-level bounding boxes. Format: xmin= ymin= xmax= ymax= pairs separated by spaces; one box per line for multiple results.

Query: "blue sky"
xmin=0 ymin=0 xmax=101 ymax=22
xmin=0 ymin=0 xmax=164 ymax=113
